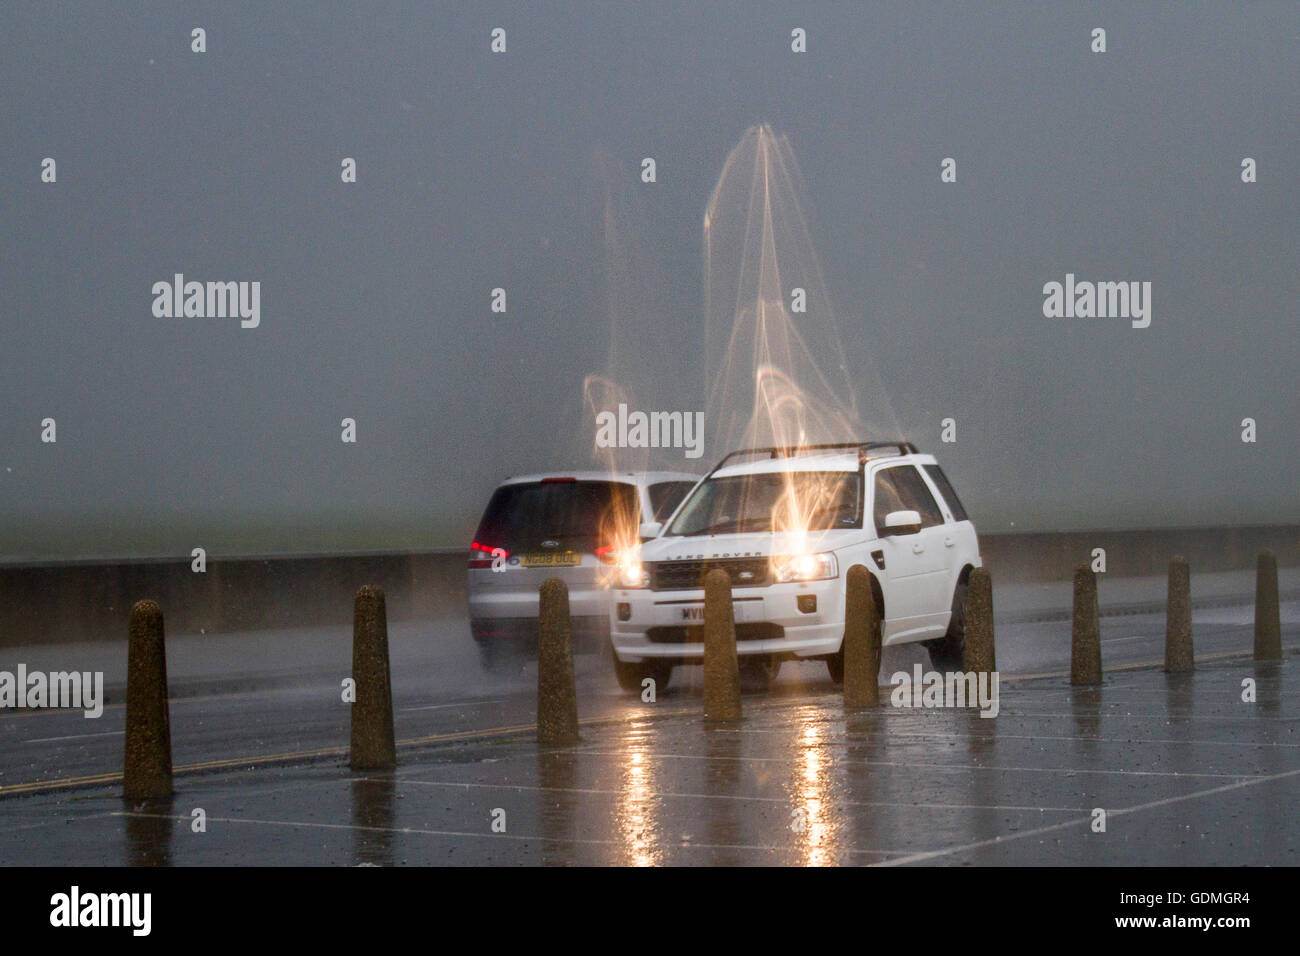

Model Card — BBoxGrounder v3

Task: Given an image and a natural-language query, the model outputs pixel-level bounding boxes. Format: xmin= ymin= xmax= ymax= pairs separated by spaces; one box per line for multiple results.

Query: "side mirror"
xmin=639 ymin=521 xmax=663 ymax=540
xmin=883 ymin=510 xmax=922 ymax=536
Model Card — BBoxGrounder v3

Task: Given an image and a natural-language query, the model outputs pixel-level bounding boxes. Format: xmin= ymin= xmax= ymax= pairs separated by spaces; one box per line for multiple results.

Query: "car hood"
xmin=641 ymin=529 xmax=863 ymax=561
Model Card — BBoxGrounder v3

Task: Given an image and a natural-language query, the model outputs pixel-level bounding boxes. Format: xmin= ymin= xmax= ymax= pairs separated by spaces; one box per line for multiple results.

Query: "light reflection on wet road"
xmin=0 ymin=606 xmax=1296 ymax=865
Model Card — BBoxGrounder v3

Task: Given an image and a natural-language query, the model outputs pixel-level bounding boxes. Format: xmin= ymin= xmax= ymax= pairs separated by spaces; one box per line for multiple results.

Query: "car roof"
xmin=710 ymin=451 xmax=937 ymax=479
xmin=712 ymin=451 xmax=860 ymax=478
xmin=498 ymin=470 xmax=699 ymax=487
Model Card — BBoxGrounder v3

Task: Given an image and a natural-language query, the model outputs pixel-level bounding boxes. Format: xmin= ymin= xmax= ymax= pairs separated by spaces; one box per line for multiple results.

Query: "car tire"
xmin=476 ymin=640 xmax=504 ymax=673
xmin=739 ymin=655 xmax=781 ymax=691
xmin=613 ymin=655 xmax=673 ymax=695
xmin=825 ymin=648 xmax=845 ymax=684
xmin=925 ymin=579 xmax=968 ymax=670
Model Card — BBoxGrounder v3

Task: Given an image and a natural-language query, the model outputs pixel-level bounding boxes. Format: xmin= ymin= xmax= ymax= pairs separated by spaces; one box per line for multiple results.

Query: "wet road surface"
xmin=0 ymin=596 xmax=1296 ymax=865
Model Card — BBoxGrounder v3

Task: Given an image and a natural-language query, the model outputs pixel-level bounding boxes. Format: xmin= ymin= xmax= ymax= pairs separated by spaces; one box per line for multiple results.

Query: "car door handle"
xmin=912 ymin=543 xmax=924 ymax=555
xmin=944 ymin=536 xmax=954 ymax=548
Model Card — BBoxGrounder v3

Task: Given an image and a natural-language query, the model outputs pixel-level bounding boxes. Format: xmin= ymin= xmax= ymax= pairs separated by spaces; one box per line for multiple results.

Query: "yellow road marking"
xmin=2 ymin=643 xmax=1289 ymax=799
xmin=0 ymin=705 xmax=696 ymax=798
xmin=1004 ymin=645 xmax=1286 ymax=682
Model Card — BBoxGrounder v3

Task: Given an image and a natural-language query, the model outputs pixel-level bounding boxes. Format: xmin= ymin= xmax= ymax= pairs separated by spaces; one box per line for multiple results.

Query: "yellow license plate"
xmin=520 ymin=551 xmax=582 ymax=568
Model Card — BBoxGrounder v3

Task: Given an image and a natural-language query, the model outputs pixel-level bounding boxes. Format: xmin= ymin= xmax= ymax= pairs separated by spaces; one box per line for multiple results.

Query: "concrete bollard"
xmin=963 ymin=567 xmax=996 ymax=674
xmin=1254 ymin=550 xmax=1282 ymax=661
xmin=702 ymin=569 xmax=742 ymax=722
xmin=350 ymin=585 xmax=396 ymax=770
xmin=537 ymin=578 xmax=580 ymax=745
xmin=1070 ymin=565 xmax=1103 ymax=685
xmin=1165 ymin=556 xmax=1194 ymax=673
xmin=124 ymin=600 xmax=173 ymax=800
xmin=843 ymin=566 xmax=881 ymax=708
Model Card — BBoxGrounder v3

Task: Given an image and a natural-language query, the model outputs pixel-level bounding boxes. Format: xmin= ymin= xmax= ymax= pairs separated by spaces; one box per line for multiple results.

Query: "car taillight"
xmin=468 ymin=541 xmax=508 ymax=569
xmin=594 ymin=545 xmax=619 ymax=565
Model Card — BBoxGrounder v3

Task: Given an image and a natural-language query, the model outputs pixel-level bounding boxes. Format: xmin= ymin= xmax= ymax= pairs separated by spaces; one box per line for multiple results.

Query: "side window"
xmin=923 ymin=465 xmax=969 ymax=522
xmin=883 ymin=465 xmax=945 ymax=529
xmin=872 ymin=469 xmax=907 ymax=533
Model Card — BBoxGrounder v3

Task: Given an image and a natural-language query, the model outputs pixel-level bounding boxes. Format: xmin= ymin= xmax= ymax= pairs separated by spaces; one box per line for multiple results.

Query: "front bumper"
xmin=609 ymin=579 xmax=845 ymax=663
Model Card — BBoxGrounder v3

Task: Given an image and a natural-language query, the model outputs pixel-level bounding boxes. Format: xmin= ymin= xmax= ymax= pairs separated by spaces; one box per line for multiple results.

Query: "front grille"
xmin=650 ymin=557 xmax=770 ymax=591
xmin=646 ymin=623 xmax=785 ymax=644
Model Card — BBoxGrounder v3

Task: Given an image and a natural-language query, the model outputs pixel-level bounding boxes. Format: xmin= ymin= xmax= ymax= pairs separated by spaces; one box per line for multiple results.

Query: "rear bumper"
xmin=471 ymin=615 xmax=610 ymax=656
xmin=467 ymin=571 xmax=611 ymax=621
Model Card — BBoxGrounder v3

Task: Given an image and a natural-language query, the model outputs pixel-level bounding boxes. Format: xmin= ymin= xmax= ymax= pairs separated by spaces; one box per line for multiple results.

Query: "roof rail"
xmin=704 ymin=440 xmax=918 ymax=478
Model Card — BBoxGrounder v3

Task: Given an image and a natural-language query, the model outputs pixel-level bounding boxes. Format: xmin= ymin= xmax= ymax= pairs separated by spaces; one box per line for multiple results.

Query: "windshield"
xmin=667 ymin=471 xmax=862 ymax=536
xmin=648 ymin=480 xmax=697 ymax=521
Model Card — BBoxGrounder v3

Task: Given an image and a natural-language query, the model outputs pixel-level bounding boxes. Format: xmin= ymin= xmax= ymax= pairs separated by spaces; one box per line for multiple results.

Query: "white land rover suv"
xmin=608 ymin=442 xmax=981 ymax=691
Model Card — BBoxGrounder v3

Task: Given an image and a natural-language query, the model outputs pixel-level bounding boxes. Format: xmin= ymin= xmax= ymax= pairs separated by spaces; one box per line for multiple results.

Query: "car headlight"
xmin=772 ymin=551 xmax=838 ymax=583
xmin=618 ymin=554 xmax=650 ymax=589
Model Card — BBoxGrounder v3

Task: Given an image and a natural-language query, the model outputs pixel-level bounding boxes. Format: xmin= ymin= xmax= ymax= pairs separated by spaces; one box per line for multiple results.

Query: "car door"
xmin=922 ymin=463 xmax=978 ymax=560
xmin=871 ymin=463 xmax=951 ymax=642
xmin=869 ymin=465 xmax=928 ymax=642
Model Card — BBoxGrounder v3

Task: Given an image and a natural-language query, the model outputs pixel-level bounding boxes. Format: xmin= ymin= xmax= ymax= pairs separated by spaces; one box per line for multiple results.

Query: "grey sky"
xmin=1 ymin=2 xmax=1297 ymax=559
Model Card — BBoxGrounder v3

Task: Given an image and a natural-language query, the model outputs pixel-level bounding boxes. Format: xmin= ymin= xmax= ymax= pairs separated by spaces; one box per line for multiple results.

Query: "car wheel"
xmin=925 ymin=579 xmax=968 ymax=670
xmin=476 ymin=640 xmax=511 ymax=674
xmin=739 ymin=655 xmax=781 ymax=691
xmin=825 ymin=649 xmax=845 ymax=685
xmin=613 ymin=655 xmax=672 ymax=695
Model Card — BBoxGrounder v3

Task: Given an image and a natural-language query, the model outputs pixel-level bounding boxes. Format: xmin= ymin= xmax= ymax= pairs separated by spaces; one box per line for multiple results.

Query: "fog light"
xmin=797 ymin=595 xmax=817 ymax=614
xmin=617 ymin=602 xmax=631 ymax=622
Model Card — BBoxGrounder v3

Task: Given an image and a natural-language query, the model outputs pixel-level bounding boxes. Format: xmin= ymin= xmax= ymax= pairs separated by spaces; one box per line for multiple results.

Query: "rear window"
xmin=648 ymin=480 xmax=696 ymax=521
xmin=923 ymin=465 xmax=969 ymax=522
xmin=474 ymin=480 xmax=638 ymax=552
